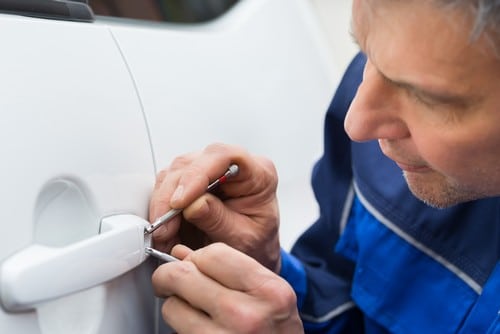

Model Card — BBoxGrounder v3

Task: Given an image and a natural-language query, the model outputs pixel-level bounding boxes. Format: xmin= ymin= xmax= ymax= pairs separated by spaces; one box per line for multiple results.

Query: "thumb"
xmin=182 ymin=193 xmax=240 ymax=241
xmin=171 ymin=244 xmax=193 ymax=260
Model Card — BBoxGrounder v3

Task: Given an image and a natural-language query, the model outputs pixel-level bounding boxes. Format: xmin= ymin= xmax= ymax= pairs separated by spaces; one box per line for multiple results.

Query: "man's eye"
xmin=407 ymin=89 xmax=437 ymax=109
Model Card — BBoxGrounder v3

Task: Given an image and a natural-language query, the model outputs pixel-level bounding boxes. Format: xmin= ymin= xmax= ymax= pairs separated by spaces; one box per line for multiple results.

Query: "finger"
xmin=149 ymin=171 xmax=181 ymax=223
xmin=150 ymin=144 xmax=277 ymax=220
xmin=149 ymin=170 xmax=183 ymax=250
xmin=216 ymin=154 xmax=278 ymax=199
xmin=152 ymin=259 xmax=229 ymax=313
xmin=148 ymin=145 xmax=239 ymax=246
xmin=161 ymin=296 xmax=223 ymax=334
xmin=190 ymin=243 xmax=279 ymax=293
xmin=156 ymin=261 xmax=260 ymax=329
xmin=149 ymin=154 xmax=203 ymax=251
xmin=189 ymin=245 xmax=300 ymax=330
xmin=149 ymin=152 xmax=199 ymax=222
xmin=169 ymin=143 xmax=251 ymax=208
xmin=185 ymin=185 xmax=279 ymax=222
xmin=182 ymin=193 xmax=280 ymax=266
xmin=182 ymin=193 xmax=254 ymax=240
xmin=171 ymin=244 xmax=193 ymax=259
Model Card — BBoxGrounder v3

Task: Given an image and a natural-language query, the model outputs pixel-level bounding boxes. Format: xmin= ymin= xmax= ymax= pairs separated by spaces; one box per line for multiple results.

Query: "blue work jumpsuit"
xmin=279 ymin=53 xmax=500 ymax=333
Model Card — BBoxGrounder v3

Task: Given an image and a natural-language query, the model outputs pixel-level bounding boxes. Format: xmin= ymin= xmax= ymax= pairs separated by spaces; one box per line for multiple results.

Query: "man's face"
xmin=345 ymin=0 xmax=500 ymax=208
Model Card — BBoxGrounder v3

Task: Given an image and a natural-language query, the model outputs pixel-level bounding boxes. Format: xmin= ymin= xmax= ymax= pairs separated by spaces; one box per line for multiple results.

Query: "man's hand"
xmin=149 ymin=143 xmax=281 ymax=272
xmin=152 ymin=243 xmax=303 ymax=334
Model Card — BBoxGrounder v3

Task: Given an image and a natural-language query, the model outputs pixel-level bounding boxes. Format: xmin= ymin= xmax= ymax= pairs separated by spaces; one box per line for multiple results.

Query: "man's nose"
xmin=344 ymin=60 xmax=409 ymax=142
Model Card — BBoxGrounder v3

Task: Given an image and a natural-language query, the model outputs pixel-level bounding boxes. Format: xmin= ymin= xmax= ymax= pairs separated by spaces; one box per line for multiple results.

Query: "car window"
xmin=90 ymin=0 xmax=238 ymax=23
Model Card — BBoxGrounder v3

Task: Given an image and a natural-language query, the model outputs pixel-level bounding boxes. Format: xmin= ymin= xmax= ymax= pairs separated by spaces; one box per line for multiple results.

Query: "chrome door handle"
xmin=0 ymin=214 xmax=151 ymax=311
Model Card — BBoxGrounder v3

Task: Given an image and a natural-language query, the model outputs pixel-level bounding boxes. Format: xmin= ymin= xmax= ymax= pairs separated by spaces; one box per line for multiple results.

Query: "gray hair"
xmin=440 ymin=0 xmax=500 ymax=48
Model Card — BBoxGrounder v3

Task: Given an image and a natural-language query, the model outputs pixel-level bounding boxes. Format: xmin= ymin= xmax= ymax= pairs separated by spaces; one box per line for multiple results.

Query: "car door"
xmin=0 ymin=6 xmax=157 ymax=334
xmin=0 ymin=0 xmax=341 ymax=332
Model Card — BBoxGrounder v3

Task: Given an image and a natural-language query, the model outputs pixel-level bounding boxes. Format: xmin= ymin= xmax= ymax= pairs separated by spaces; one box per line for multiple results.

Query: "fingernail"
xmin=171 ymin=185 xmax=184 ymax=203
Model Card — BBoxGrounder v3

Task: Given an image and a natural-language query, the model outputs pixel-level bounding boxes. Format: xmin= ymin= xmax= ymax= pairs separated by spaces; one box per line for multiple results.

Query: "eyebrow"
xmin=384 ymin=72 xmax=478 ymax=108
xmin=349 ymin=25 xmax=477 ymax=108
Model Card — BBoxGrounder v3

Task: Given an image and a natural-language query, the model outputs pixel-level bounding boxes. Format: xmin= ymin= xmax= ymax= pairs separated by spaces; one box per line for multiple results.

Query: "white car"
xmin=0 ymin=0 xmax=341 ymax=332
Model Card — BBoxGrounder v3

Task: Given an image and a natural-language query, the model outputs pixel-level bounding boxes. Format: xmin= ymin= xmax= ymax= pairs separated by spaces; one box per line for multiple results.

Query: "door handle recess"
xmin=0 ymin=214 xmax=152 ymax=311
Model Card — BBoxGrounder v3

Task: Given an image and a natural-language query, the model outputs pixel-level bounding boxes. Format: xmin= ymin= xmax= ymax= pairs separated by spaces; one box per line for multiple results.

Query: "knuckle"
xmin=170 ymin=261 xmax=198 ymax=279
xmin=199 ymin=199 xmax=227 ymax=233
xmin=204 ymin=143 xmax=247 ymax=163
xmin=161 ymin=296 xmax=177 ymax=316
xmin=218 ymin=297 xmax=266 ymax=334
xmin=248 ymin=156 xmax=278 ymax=194
xmin=238 ymin=317 xmax=266 ymax=334
xmin=264 ymin=279 xmax=297 ymax=316
xmin=154 ymin=169 xmax=168 ymax=186
xmin=256 ymin=155 xmax=276 ymax=173
xmin=204 ymin=242 xmax=230 ymax=258
xmin=149 ymin=197 xmax=171 ymax=222
xmin=204 ymin=142 xmax=228 ymax=153
xmin=161 ymin=297 xmax=185 ymax=326
xmin=152 ymin=262 xmax=197 ymax=290
xmin=170 ymin=155 xmax=193 ymax=169
xmin=255 ymin=155 xmax=277 ymax=174
xmin=191 ymin=243 xmax=234 ymax=269
xmin=151 ymin=266 xmax=165 ymax=287
xmin=236 ymin=231 xmax=260 ymax=254
xmin=273 ymin=287 xmax=297 ymax=313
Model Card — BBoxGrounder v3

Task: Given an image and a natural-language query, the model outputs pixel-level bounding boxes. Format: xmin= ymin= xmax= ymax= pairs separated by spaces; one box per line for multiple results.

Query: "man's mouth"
xmin=378 ymin=140 xmax=431 ymax=173
xmin=395 ymin=161 xmax=431 ymax=173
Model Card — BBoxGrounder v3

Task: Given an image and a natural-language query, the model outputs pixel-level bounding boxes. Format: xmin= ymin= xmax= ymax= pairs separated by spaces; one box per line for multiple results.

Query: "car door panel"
xmin=0 ymin=14 xmax=156 ymax=334
xmin=1 ymin=0 xmax=342 ymax=332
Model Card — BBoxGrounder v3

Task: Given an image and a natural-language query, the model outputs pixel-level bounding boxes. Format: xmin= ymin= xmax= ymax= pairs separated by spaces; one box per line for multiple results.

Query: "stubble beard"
xmin=402 ymin=170 xmax=485 ymax=209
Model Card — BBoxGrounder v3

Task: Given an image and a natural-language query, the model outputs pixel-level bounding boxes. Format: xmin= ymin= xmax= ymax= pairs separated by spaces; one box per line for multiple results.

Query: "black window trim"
xmin=0 ymin=0 xmax=94 ymax=22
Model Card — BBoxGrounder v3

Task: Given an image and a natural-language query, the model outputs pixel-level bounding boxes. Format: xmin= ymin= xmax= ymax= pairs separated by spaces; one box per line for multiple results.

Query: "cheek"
xmin=414 ymin=127 xmax=500 ymax=184
xmin=419 ymin=138 xmax=465 ymax=178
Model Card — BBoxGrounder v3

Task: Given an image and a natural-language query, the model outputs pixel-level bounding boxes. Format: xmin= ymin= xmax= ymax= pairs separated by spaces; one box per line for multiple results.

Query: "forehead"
xmin=351 ymin=0 xmax=500 ymax=96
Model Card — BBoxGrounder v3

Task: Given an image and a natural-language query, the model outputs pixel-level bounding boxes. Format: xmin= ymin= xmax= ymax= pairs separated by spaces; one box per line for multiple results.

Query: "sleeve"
xmin=279 ymin=52 xmax=367 ymax=333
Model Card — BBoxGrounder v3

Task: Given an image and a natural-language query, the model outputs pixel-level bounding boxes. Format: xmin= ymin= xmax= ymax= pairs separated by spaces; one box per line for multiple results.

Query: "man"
xmin=149 ymin=0 xmax=500 ymax=333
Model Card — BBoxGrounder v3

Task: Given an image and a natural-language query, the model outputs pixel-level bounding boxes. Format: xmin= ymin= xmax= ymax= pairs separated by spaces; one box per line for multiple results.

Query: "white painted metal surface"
xmin=0 ymin=15 xmax=156 ymax=334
